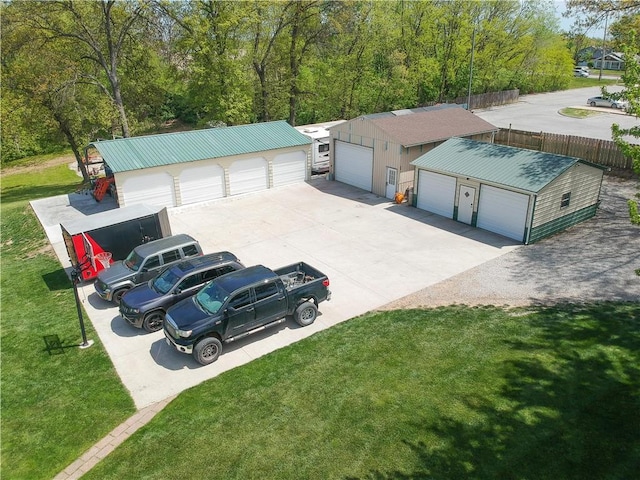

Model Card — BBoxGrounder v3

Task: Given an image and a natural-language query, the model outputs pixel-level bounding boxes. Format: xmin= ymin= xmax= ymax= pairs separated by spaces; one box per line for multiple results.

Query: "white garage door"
xmin=416 ymin=170 xmax=456 ymax=219
xmin=334 ymin=141 xmax=373 ymax=192
xmin=229 ymin=157 xmax=268 ymax=196
xmin=273 ymin=151 xmax=307 ymax=187
xmin=477 ymin=185 xmax=529 ymax=241
xmin=179 ymin=165 xmax=225 ymax=205
xmin=121 ymin=172 xmax=176 ymax=208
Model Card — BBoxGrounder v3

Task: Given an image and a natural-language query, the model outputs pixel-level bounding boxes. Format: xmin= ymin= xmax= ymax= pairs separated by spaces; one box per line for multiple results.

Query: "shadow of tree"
xmin=348 ymin=303 xmax=640 ymax=480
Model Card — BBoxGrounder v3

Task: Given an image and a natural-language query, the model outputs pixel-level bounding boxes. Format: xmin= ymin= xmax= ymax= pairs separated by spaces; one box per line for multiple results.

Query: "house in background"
xmin=410 ymin=137 xmax=606 ymax=244
xmin=328 ymin=104 xmax=498 ymax=199
xmin=593 ymin=51 xmax=626 ymax=70
xmin=86 ymin=121 xmax=311 ymax=208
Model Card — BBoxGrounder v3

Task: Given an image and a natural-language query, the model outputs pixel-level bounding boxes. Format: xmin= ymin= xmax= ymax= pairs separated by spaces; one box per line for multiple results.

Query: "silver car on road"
xmin=587 ymin=95 xmax=628 ymax=109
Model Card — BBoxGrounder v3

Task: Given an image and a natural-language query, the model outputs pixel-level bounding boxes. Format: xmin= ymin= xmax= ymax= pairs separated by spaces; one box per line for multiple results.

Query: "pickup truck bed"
xmin=275 ymin=262 xmax=325 ymax=290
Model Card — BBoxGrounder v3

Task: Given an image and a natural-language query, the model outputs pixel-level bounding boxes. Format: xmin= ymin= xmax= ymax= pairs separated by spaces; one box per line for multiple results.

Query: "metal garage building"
xmin=328 ymin=105 xmax=497 ymax=199
xmin=86 ymin=121 xmax=311 ymax=208
xmin=411 ymin=137 xmax=606 ymax=244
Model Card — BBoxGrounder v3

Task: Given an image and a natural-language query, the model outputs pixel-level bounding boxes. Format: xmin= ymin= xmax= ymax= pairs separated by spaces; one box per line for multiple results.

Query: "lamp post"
xmin=71 ymin=268 xmax=93 ymax=349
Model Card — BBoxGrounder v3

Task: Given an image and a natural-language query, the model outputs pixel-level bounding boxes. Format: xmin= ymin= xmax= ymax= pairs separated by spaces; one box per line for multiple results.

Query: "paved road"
xmin=474 ymin=85 xmax=639 ymax=141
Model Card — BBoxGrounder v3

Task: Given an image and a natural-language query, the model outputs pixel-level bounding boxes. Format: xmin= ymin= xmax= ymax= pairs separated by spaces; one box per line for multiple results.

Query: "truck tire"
xmin=194 ymin=337 xmax=223 ymax=365
xmin=113 ymin=288 xmax=128 ymax=305
xmin=294 ymin=301 xmax=318 ymax=327
xmin=142 ymin=311 xmax=165 ymax=333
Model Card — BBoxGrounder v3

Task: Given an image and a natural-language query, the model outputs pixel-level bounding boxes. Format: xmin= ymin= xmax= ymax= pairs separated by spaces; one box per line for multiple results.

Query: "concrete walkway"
xmin=54 ymin=395 xmax=176 ymax=479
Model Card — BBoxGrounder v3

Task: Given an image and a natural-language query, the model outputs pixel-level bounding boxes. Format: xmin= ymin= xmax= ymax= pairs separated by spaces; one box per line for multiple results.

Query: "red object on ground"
xmin=93 ymin=177 xmax=115 ymax=202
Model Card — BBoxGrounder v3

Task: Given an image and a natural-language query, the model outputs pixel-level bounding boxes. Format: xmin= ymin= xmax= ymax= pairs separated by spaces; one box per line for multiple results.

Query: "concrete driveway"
xmin=32 ymin=178 xmax=520 ymax=408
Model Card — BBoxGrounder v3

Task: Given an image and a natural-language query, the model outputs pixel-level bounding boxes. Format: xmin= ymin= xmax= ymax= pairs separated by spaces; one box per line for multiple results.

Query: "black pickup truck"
xmin=163 ymin=262 xmax=331 ymax=365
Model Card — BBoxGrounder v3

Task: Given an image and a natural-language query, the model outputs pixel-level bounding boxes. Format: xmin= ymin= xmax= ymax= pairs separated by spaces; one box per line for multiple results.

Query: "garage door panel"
xmin=229 ymin=158 xmax=268 ymax=196
xmin=477 ymin=185 xmax=529 ymax=241
xmin=416 ymin=170 xmax=456 ymax=219
xmin=179 ymin=165 xmax=225 ymax=205
xmin=273 ymin=151 xmax=307 ymax=187
xmin=121 ymin=173 xmax=176 ymax=208
xmin=334 ymin=141 xmax=373 ymax=192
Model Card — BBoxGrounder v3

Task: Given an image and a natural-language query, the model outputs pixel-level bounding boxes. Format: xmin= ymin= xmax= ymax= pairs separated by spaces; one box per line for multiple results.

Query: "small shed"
xmin=86 ymin=121 xmax=312 ymax=208
xmin=410 ymin=137 xmax=606 ymax=244
xmin=329 ymin=105 xmax=497 ymax=199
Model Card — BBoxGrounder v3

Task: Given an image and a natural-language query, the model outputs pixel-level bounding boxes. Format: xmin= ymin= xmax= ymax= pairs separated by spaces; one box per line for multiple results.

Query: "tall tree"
xmin=1 ymin=1 xmax=113 ymax=178
xmin=157 ymin=0 xmax=254 ymax=126
xmin=11 ymin=0 xmax=151 ymax=138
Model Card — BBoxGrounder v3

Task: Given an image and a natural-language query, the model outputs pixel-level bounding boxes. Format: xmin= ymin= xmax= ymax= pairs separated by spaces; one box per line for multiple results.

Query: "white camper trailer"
xmin=295 ymin=120 xmax=346 ymax=174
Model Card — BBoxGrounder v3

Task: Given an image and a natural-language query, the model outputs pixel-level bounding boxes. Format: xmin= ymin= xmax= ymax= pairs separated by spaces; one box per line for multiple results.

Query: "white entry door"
xmin=457 ymin=185 xmax=475 ymax=224
xmin=385 ymin=167 xmax=397 ymax=199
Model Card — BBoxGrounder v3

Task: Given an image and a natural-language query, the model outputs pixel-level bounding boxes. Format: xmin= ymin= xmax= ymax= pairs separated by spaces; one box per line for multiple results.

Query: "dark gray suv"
xmin=119 ymin=252 xmax=244 ymax=332
xmin=95 ymin=234 xmax=202 ymax=304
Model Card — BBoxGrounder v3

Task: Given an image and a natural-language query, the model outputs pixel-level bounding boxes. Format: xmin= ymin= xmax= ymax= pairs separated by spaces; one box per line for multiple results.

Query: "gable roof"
xmin=365 ymin=106 xmax=497 ymax=147
xmin=411 ymin=137 xmax=603 ymax=193
xmin=88 ymin=120 xmax=311 ymax=173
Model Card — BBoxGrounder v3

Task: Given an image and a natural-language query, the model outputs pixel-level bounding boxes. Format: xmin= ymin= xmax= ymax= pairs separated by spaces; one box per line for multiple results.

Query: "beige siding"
xmin=331 ymin=118 xmax=496 ymax=197
xmin=532 ymin=163 xmax=603 ymax=227
xmin=114 ymin=145 xmax=309 ymax=207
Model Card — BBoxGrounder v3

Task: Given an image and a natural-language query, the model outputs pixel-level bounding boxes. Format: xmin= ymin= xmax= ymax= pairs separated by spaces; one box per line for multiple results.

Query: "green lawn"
xmin=0 ymin=159 xmax=136 ymax=480
xmin=83 ymin=303 xmax=640 ymax=480
xmin=568 ymin=76 xmax=620 ymax=89
xmin=2 ymin=153 xmax=638 ymax=480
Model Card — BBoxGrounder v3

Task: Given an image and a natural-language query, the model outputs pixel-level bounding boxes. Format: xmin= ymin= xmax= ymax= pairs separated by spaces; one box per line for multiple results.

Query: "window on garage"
xmin=561 ymin=192 xmax=571 ymax=208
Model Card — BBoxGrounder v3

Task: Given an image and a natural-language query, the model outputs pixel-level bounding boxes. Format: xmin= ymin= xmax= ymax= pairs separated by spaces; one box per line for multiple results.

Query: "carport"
xmin=411 ymin=137 xmax=606 ymax=243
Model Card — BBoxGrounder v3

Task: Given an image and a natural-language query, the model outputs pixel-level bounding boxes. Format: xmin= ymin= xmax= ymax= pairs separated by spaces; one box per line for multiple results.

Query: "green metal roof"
xmin=88 ymin=121 xmax=311 ymax=173
xmin=411 ymin=137 xmax=591 ymax=193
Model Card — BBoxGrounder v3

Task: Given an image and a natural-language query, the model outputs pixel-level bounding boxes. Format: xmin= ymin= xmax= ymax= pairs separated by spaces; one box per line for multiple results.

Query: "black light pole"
xmin=71 ymin=268 xmax=93 ymax=349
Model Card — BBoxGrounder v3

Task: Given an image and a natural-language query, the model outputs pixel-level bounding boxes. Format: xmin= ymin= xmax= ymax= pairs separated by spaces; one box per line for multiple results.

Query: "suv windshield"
xmin=195 ymin=282 xmax=229 ymax=314
xmin=123 ymin=250 xmax=144 ymax=271
xmin=151 ymin=268 xmax=181 ymax=295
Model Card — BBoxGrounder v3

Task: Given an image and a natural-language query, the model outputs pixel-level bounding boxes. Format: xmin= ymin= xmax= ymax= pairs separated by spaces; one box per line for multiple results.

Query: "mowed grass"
xmin=85 ymin=303 xmax=640 ymax=480
xmin=1 ymin=160 xmax=136 ymax=480
xmin=2 ymin=155 xmax=639 ymax=480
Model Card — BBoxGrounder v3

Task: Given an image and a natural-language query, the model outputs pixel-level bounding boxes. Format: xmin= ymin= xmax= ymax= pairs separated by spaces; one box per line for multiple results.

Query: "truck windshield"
xmin=195 ymin=283 xmax=229 ymax=314
xmin=123 ymin=250 xmax=144 ymax=271
xmin=151 ymin=268 xmax=180 ymax=295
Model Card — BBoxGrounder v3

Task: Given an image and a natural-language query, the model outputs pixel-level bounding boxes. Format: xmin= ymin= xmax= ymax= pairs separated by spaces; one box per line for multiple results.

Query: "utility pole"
xmin=599 ymin=12 xmax=609 ymax=81
xmin=467 ymin=22 xmax=477 ymax=111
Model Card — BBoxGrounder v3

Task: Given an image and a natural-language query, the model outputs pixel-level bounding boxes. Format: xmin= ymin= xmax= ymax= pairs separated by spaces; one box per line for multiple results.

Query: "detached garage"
xmin=411 ymin=137 xmax=606 ymax=244
xmin=86 ymin=121 xmax=311 ymax=208
xmin=329 ymin=104 xmax=497 ymax=199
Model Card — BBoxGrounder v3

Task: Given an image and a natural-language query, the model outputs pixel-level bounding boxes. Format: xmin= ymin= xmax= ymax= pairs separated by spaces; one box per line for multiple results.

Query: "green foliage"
xmin=0 ymin=0 xmax=580 ymax=159
xmin=605 ymin=34 xmax=640 ymax=224
xmin=0 ymin=163 xmax=136 ymax=480
xmin=83 ymin=303 xmax=640 ymax=480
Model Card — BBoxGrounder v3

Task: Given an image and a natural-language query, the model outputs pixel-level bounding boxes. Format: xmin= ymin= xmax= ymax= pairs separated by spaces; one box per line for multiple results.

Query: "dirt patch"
xmin=1 ymin=154 xmax=76 ymax=177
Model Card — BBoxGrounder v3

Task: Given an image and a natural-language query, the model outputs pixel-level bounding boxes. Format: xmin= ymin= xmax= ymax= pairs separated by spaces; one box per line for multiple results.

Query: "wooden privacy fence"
xmin=494 ymin=128 xmax=633 ymax=170
xmin=454 ymin=89 xmax=520 ymax=110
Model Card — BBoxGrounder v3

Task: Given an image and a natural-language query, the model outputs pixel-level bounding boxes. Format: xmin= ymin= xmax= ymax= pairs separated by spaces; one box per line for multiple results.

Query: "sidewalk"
xmin=53 ymin=395 xmax=176 ymax=479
